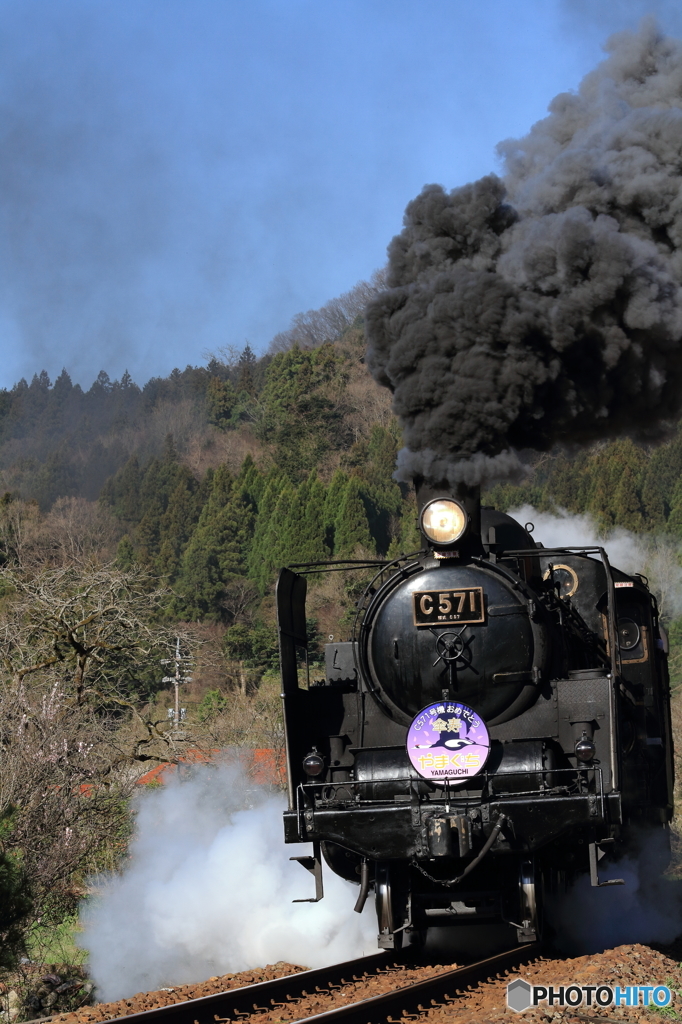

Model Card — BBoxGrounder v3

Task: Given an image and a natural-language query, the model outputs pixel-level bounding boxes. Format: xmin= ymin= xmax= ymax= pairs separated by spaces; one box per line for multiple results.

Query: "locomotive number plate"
xmin=413 ymin=587 xmax=485 ymax=626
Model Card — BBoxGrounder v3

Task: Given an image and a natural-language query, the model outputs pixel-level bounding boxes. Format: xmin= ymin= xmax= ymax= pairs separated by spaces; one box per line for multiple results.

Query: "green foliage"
xmin=387 ymin=488 xmax=422 ymax=558
xmin=26 ymin=913 xmax=88 ymax=970
xmin=100 ymin=455 xmax=142 ymax=522
xmin=323 ymin=469 xmax=348 ymax=553
xmin=206 ymin=377 xmax=238 ymax=428
xmin=0 ymin=807 xmax=32 ymax=970
xmin=334 ymin=476 xmax=375 ymax=557
xmin=115 ymin=535 xmax=136 ymax=570
xmin=237 ymin=344 xmax=257 ymax=396
xmin=252 ymin=479 xmax=297 ymax=590
xmin=341 ymin=425 xmax=403 ymax=555
xmin=175 ymin=468 xmax=255 ymax=621
xmin=257 ymin=344 xmax=349 ymax=478
xmin=197 ymin=688 xmax=228 ymax=722
xmin=613 ymin=464 xmax=644 ymax=531
xmin=285 ymin=472 xmax=329 ymax=565
xmin=0 ymin=805 xmax=19 ymax=843
xmin=222 ymin=621 xmax=279 ymax=669
xmin=156 ymin=472 xmax=202 ymax=579
xmin=247 ymin=471 xmax=287 ymax=592
xmin=483 ymin=427 xmax=682 ymax=537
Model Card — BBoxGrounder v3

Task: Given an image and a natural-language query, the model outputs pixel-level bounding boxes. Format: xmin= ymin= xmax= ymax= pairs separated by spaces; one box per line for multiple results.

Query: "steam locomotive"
xmin=277 ymin=483 xmax=674 ymax=947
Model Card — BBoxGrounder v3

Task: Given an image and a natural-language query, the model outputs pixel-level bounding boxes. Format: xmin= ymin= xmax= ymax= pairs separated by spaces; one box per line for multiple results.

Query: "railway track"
xmin=102 ymin=943 xmax=542 ymax=1024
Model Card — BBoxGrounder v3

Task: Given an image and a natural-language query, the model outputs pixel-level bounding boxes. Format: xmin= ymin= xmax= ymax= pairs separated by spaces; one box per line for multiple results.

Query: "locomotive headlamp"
xmin=575 ymin=733 xmax=596 ymax=763
xmin=420 ymin=498 xmax=468 ymax=546
xmin=303 ymin=750 xmax=325 ymax=777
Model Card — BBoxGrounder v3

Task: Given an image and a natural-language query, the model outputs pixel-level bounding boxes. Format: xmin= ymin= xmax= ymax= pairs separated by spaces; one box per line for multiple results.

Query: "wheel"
xmin=375 ymin=863 xmax=407 ymax=950
xmin=517 ymin=858 xmax=541 ymax=942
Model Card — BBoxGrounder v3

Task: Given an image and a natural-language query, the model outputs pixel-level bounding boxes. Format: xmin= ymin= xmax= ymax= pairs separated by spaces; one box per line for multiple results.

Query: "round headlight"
xmin=420 ymin=498 xmax=468 ymax=546
xmin=303 ymin=751 xmax=325 ymax=777
xmin=575 ymin=734 xmax=596 ymax=763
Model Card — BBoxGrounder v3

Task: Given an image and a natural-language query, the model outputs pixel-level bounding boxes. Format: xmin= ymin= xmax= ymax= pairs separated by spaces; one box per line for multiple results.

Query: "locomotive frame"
xmin=277 ymin=488 xmax=674 ymax=948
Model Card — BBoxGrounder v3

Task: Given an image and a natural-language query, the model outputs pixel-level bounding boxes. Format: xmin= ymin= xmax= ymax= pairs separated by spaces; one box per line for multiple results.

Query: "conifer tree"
xmin=284 ymin=472 xmax=328 ymax=565
xmin=257 ymin=480 xmax=297 ymax=589
xmin=588 ymin=471 xmax=615 ymax=530
xmin=641 ymin=430 xmax=682 ymax=528
xmin=324 ymin=469 xmax=348 ymax=553
xmin=641 ymin=459 xmax=667 ymax=529
xmin=100 ymin=456 xmax=142 ymax=523
xmin=52 ymin=369 xmax=73 ymax=401
xmin=367 ymin=424 xmax=399 ymax=483
xmin=351 ymin=424 xmax=403 ymax=554
xmin=136 ymin=509 xmax=162 ymax=563
xmin=33 ymin=449 xmax=79 ymax=510
xmin=89 ymin=370 xmax=112 ymax=396
xmin=237 ymin=344 xmax=257 ymax=396
xmin=195 ymin=466 xmax=215 ymax=509
xmin=235 ymin=453 xmax=261 ymax=501
xmin=613 ymin=464 xmax=643 ymax=531
xmin=156 ymin=471 xmax=200 ymax=579
xmin=334 ymin=477 xmax=374 ymax=557
xmin=206 ymin=377 xmax=237 ymax=429
xmin=387 ymin=489 xmax=422 ymax=558
xmin=300 ymin=473 xmax=328 ymax=562
xmin=667 ymin=479 xmax=682 ymax=536
xmin=163 ymin=432 xmax=178 ymax=463
xmin=115 ymin=535 xmax=136 ymax=570
xmin=257 ymin=344 xmax=346 ymax=479
xmin=248 ymin=472 xmax=286 ymax=590
xmin=546 ymin=452 xmax=585 ymax=512
xmin=176 ymin=467 xmax=255 ymax=620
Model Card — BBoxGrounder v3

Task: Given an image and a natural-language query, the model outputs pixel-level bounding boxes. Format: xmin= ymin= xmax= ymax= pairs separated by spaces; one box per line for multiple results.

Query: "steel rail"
xmin=101 ymin=951 xmax=398 ymax=1024
xmin=91 ymin=942 xmax=542 ymax=1024
xmin=287 ymin=943 xmax=542 ymax=1024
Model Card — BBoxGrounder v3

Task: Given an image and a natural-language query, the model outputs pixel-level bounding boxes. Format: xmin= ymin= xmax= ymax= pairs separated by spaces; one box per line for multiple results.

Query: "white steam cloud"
xmin=80 ymin=766 xmax=375 ymax=1002
xmin=513 ymin=504 xmax=682 ymax=619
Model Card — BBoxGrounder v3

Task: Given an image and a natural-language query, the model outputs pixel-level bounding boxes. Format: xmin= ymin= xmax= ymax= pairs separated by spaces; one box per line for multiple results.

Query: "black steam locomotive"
xmin=277 ymin=484 xmax=674 ymax=947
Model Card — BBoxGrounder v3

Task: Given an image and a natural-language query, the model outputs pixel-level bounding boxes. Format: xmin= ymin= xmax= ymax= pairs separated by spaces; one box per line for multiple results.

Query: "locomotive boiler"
xmin=277 ymin=482 xmax=674 ymax=947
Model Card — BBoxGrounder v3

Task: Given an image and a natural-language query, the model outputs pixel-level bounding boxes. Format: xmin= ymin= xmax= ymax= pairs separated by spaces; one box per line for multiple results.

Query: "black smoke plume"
xmin=366 ymin=21 xmax=682 ymax=487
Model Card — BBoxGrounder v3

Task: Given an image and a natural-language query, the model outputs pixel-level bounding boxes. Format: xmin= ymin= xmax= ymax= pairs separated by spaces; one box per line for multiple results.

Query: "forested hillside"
xmin=3 ymin=277 xmax=682 ymax=634
xmin=0 ymin=295 xmax=682 ymax=707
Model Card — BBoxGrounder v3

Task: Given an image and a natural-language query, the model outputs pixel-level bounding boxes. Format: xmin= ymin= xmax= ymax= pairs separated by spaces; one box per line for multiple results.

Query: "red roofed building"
xmin=136 ymin=747 xmax=285 ymax=787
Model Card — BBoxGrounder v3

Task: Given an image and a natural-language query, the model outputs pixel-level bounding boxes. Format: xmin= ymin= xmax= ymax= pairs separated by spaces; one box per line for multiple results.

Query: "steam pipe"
xmin=353 ymin=857 xmax=371 ymax=913
xmin=450 ymin=813 xmax=507 ymax=885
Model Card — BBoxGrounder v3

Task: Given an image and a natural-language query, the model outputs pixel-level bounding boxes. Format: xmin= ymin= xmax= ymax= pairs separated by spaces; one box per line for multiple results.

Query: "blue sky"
xmin=0 ymin=0 xmax=681 ymax=389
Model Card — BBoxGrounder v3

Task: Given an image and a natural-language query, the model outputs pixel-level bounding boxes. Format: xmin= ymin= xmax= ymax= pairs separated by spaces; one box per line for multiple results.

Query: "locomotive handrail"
xmin=598 ymin=546 xmax=622 ymax=793
xmin=296 ymin=765 xmax=605 ymax=824
xmin=502 ymin=544 xmax=622 ymax=793
xmin=284 ymin=559 xmax=392 ymax=575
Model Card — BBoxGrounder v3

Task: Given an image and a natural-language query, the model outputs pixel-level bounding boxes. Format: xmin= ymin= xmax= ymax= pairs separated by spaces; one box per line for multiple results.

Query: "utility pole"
xmin=161 ymin=637 xmax=193 ymax=740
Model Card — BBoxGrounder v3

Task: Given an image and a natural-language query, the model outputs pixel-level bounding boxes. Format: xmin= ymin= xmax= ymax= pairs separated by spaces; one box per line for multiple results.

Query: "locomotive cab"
xmin=277 ymin=483 xmax=673 ymax=949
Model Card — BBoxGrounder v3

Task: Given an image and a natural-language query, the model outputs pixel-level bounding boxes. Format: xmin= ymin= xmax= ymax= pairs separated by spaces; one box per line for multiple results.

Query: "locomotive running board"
xmin=589 ymin=840 xmax=625 ymax=886
xmin=291 ymin=839 xmax=324 ymax=902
